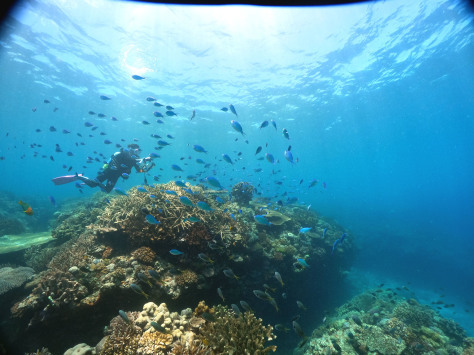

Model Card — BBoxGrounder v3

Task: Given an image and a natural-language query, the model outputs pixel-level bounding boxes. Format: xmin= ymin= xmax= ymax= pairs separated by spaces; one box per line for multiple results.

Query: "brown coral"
xmin=131 ymin=246 xmax=156 ymax=265
xmin=137 ymin=331 xmax=173 ymax=354
xmin=199 ymin=305 xmax=276 ymax=354
xmin=175 ymin=270 xmax=198 ymax=287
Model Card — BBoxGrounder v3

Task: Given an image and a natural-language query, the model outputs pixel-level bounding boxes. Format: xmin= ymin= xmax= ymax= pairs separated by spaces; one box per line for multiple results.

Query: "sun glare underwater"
xmin=0 ymin=0 xmax=473 ymax=354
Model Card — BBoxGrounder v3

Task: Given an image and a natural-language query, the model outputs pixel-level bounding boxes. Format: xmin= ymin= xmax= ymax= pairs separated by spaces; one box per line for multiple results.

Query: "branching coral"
xmin=100 ymin=312 xmax=142 ymax=355
xmin=199 ymin=305 xmax=276 ymax=354
xmin=91 ymin=182 xmax=248 ymax=250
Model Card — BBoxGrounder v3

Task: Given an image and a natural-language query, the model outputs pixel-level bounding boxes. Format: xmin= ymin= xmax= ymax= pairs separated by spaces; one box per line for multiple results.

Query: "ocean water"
xmin=0 ymin=0 xmax=473 ymax=353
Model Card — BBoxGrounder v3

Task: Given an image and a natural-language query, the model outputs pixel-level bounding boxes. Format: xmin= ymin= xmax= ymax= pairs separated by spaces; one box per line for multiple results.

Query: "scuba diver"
xmin=78 ymin=144 xmax=154 ymax=193
xmin=52 ymin=144 xmax=155 ymax=193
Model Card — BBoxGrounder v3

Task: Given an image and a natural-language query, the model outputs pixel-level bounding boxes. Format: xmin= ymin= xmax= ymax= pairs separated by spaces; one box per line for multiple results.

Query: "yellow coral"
xmin=137 ymin=331 xmax=173 ymax=354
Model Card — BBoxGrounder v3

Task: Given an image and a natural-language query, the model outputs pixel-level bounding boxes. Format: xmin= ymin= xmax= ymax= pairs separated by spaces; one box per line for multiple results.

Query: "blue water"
xmin=1 ymin=0 xmax=473 ymax=345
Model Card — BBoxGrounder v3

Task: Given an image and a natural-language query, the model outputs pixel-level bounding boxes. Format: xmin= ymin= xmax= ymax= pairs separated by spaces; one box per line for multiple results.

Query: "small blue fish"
xmin=149 ymin=194 xmax=156 ymax=198
xmin=179 ymin=196 xmax=194 ymax=207
xmin=296 ymin=258 xmax=309 ymax=268
xmin=265 ymin=153 xmax=275 ymax=164
xmin=216 ymin=196 xmax=224 ymax=204
xmin=271 ymin=119 xmax=277 ymax=130
xmin=84 ymin=122 xmax=94 ymax=127
xmin=145 ymin=214 xmax=160 ymax=224
xmin=222 ymin=154 xmax=233 ymax=165
xmin=137 ymin=187 xmax=148 ymax=193
xmin=282 ymin=128 xmax=290 ymax=140
xmin=118 ymin=310 xmax=130 ymax=323
xmin=153 ymin=111 xmax=164 ymax=118
xmin=193 ymin=144 xmax=207 ymax=153
xmin=254 ymin=215 xmax=271 ymax=225
xmin=48 ymin=195 xmax=56 ymax=208
xmin=229 ymin=104 xmax=238 ymax=116
xmin=100 ymin=95 xmax=111 ymax=100
xmin=165 ymin=190 xmax=178 ymax=195
xmin=238 ymin=209 xmax=242 ymax=214
xmin=169 ymin=249 xmax=183 ymax=256
xmin=132 ymin=74 xmax=145 ymax=80
xmin=207 ymin=176 xmax=223 ymax=189
xmin=299 ymin=227 xmax=312 ymax=234
xmin=230 ymin=120 xmax=245 ymax=136
xmin=175 ymin=180 xmax=186 ymax=187
xmin=122 ymin=173 xmax=129 ymax=179
xmin=340 ymin=233 xmax=347 ymax=243
xmin=259 ymin=120 xmax=269 ymax=129
xmin=149 ymin=152 xmax=160 ymax=158
xmin=196 ymin=158 xmax=205 ymax=164
xmin=157 ymin=140 xmax=171 ymax=146
xmin=114 ymin=187 xmax=128 ymax=196
xmin=322 ymin=228 xmax=327 ymax=239
xmin=196 ymin=201 xmax=213 ymax=212
xmin=284 ymin=150 xmax=294 ymax=164
xmin=104 ymin=139 xmax=112 ymax=144
xmin=183 ymin=188 xmax=194 ymax=194
xmin=171 ymin=164 xmax=183 ymax=171
xmin=331 ymin=239 xmax=340 ymax=255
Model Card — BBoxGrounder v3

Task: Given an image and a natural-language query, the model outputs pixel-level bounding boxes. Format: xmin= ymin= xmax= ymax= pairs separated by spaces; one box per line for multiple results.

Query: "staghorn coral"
xmin=131 ymin=246 xmax=156 ymax=265
xmin=0 ymin=266 xmax=35 ymax=295
xmin=199 ymin=305 xmax=276 ymax=354
xmin=91 ymin=182 xmax=246 ymax=250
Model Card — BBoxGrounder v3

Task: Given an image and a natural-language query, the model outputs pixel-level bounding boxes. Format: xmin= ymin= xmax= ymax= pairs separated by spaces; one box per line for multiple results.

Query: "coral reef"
xmin=297 ymin=288 xmax=472 ymax=355
xmin=50 ymin=197 xmax=105 ymax=240
xmin=5 ymin=181 xmax=354 ymax=353
xmin=199 ymin=304 xmax=276 ymax=354
xmin=231 ymin=182 xmax=255 ymax=205
xmin=79 ymin=301 xmax=275 ymax=355
xmin=0 ymin=266 xmax=35 ymax=295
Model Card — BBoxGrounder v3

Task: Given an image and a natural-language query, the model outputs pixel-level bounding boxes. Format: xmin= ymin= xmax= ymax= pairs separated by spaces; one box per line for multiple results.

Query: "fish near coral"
xmin=254 ymin=215 xmax=271 ymax=226
xmin=240 ymin=300 xmax=252 ymax=312
xmin=18 ymin=200 xmax=33 ymax=215
xmin=145 ymin=214 xmax=160 ymax=225
xmin=196 ymin=201 xmax=213 ymax=212
xmin=179 ymin=196 xmax=194 ymax=207
xmin=274 ymin=271 xmax=284 ymax=287
xmin=223 ymin=268 xmax=239 ymax=280
xmin=299 ymin=227 xmax=312 ymax=234
xmin=130 ymin=283 xmax=149 ymax=298
xmin=169 ymin=249 xmax=184 ymax=256
xmin=217 ymin=287 xmax=225 ymax=302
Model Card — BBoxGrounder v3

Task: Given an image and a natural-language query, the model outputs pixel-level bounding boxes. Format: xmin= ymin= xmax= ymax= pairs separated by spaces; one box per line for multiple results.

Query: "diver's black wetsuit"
xmin=96 ymin=150 xmax=142 ymax=193
xmin=78 ymin=149 xmax=149 ymax=193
